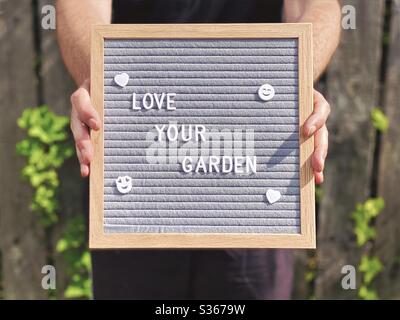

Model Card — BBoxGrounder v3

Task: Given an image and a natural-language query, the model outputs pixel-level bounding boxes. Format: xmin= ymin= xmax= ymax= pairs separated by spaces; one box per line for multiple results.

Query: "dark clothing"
xmin=92 ymin=0 xmax=293 ymax=300
xmin=112 ymin=0 xmax=283 ymax=23
xmin=92 ymin=249 xmax=293 ymax=299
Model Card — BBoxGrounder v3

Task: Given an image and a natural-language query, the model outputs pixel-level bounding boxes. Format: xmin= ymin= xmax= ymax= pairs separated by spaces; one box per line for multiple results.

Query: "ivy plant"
xmin=56 ymin=216 xmax=92 ymax=299
xmin=16 ymin=105 xmax=74 ymax=226
xmin=371 ymin=108 xmax=389 ymax=133
xmin=350 ymin=198 xmax=385 ymax=300
xmin=17 ymin=106 xmax=91 ymax=299
xmin=351 ymin=197 xmax=385 ymax=247
xmin=358 ymin=255 xmax=383 ymax=300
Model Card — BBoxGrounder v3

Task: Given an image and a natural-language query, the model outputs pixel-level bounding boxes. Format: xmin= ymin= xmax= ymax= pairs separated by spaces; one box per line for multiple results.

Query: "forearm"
xmin=284 ymin=0 xmax=341 ymax=80
xmin=56 ymin=0 xmax=112 ymax=85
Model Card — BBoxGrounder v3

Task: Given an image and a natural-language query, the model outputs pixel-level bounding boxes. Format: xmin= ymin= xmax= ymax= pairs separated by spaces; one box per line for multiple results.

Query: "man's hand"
xmin=304 ymin=90 xmax=330 ymax=184
xmin=70 ymin=79 xmax=101 ymax=177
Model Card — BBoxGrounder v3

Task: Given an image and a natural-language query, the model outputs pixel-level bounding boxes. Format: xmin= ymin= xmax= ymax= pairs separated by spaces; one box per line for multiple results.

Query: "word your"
xmin=155 ymin=124 xmax=206 ymax=142
xmin=145 ymin=125 xmax=255 ymax=166
xmin=132 ymin=92 xmax=176 ymax=110
xmin=182 ymin=156 xmax=257 ymax=174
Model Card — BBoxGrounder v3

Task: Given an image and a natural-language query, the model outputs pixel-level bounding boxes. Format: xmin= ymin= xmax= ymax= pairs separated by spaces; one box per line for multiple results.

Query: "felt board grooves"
xmin=103 ymin=38 xmax=300 ymax=234
xmin=104 ymin=39 xmax=298 ymax=48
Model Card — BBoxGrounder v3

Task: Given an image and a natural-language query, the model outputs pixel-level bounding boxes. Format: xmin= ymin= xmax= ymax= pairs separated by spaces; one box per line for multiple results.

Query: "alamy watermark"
xmin=341 ymin=265 xmax=357 ymax=290
xmin=145 ymin=122 xmax=257 ymax=174
xmin=40 ymin=3 xmax=358 ymax=31
xmin=342 ymin=5 xmax=356 ymax=30
xmin=41 ymin=265 xmax=56 ymax=290
xmin=41 ymin=4 xmax=56 ymax=30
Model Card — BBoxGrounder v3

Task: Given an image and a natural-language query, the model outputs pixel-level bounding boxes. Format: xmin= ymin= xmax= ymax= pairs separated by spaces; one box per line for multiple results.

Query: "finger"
xmin=80 ymin=164 xmax=90 ymax=178
xmin=70 ymin=108 xmax=94 ymax=166
xmin=303 ymin=90 xmax=331 ymax=137
xmin=315 ymin=171 xmax=324 ymax=185
xmin=70 ymin=85 xmax=101 ymax=131
xmin=81 ymin=78 xmax=90 ymax=92
xmin=312 ymin=125 xmax=329 ymax=173
xmin=75 ymin=145 xmax=90 ymax=177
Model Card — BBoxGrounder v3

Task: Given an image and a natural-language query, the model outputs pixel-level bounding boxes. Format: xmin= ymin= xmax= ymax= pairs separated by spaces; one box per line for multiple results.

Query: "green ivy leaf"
xmin=371 ymin=108 xmax=389 ymax=133
xmin=359 ymin=255 xmax=383 ymax=285
xmin=351 ymin=198 xmax=385 ymax=247
xmin=354 ymin=223 xmax=376 ymax=247
xmin=359 ymin=285 xmax=379 ymax=300
xmin=364 ymin=198 xmax=385 ymax=220
xmin=56 ymin=239 xmax=69 ymax=253
xmin=305 ymin=271 xmax=316 ymax=283
xmin=64 ymin=284 xmax=87 ymax=299
xmin=81 ymin=251 xmax=92 ymax=273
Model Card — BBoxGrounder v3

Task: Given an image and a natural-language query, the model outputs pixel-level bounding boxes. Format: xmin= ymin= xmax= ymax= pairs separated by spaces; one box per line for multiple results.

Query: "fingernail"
xmin=89 ymin=118 xmax=99 ymax=130
xmin=308 ymin=126 xmax=316 ymax=136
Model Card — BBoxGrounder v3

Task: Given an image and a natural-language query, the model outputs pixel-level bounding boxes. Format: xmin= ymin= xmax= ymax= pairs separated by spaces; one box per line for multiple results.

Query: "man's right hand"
xmin=70 ymin=79 xmax=101 ymax=177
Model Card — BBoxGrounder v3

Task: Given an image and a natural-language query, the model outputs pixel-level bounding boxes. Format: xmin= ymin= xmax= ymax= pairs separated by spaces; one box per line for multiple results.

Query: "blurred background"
xmin=0 ymin=0 xmax=399 ymax=299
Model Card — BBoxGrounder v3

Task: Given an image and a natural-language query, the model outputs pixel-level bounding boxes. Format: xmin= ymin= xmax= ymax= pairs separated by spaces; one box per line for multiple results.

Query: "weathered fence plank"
xmin=38 ymin=0 xmax=85 ymax=298
xmin=0 ymin=0 xmax=47 ymax=299
xmin=292 ymin=80 xmax=326 ymax=299
xmin=315 ymin=0 xmax=385 ymax=299
xmin=375 ymin=0 xmax=400 ymax=299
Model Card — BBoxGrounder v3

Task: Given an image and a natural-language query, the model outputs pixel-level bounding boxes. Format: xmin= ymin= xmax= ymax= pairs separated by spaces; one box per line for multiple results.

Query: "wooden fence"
xmin=0 ymin=0 xmax=399 ymax=299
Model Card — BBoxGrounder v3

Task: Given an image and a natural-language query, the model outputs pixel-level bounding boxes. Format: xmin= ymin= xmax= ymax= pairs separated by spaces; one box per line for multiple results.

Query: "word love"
xmin=132 ymin=92 xmax=176 ymax=110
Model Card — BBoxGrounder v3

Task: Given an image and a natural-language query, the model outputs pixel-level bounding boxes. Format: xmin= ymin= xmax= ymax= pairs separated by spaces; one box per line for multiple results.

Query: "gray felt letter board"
xmin=90 ymin=24 xmax=315 ymax=248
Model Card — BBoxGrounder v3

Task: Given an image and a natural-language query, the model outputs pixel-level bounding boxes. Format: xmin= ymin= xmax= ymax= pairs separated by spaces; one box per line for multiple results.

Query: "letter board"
xmin=90 ymin=24 xmax=315 ymax=248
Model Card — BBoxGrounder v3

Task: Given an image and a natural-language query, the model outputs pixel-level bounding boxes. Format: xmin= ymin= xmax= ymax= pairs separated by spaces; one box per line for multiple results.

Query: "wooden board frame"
xmin=90 ymin=23 xmax=315 ymax=249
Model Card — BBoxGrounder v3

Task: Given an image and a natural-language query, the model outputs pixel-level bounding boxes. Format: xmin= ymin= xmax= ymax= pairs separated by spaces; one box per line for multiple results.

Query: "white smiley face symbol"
xmin=258 ymin=83 xmax=275 ymax=101
xmin=115 ymin=176 xmax=133 ymax=194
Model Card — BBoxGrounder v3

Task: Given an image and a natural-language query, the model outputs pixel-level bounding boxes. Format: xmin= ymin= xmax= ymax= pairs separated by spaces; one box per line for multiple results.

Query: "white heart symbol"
xmin=266 ymin=189 xmax=281 ymax=204
xmin=114 ymin=73 xmax=129 ymax=87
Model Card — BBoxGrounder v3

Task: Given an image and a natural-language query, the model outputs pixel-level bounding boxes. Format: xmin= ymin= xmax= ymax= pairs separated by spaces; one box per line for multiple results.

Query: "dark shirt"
xmin=91 ymin=0 xmax=293 ymax=300
xmin=112 ymin=0 xmax=283 ymax=23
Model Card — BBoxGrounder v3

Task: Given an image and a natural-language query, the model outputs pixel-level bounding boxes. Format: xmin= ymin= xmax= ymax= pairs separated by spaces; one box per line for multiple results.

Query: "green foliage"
xmin=16 ymin=106 xmax=74 ymax=226
xmin=17 ymin=106 xmax=91 ymax=299
xmin=351 ymin=198 xmax=385 ymax=247
xmin=305 ymin=271 xmax=315 ymax=283
xmin=371 ymin=108 xmax=389 ymax=133
xmin=359 ymin=255 xmax=383 ymax=286
xmin=304 ymin=256 xmax=317 ymax=283
xmin=351 ymin=198 xmax=384 ymax=300
xmin=358 ymin=285 xmax=379 ymax=300
xmin=315 ymin=185 xmax=323 ymax=204
xmin=56 ymin=216 xmax=92 ymax=299
xmin=358 ymin=256 xmax=383 ymax=300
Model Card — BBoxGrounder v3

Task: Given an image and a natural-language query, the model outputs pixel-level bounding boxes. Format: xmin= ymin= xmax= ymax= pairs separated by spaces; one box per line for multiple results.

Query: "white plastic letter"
xmin=166 ymin=93 xmax=176 ymax=110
